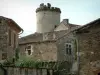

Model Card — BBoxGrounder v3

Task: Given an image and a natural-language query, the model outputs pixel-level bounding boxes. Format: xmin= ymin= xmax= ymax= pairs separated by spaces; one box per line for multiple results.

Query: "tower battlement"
xmin=36 ymin=3 xmax=61 ymax=13
xmin=36 ymin=3 xmax=61 ymax=33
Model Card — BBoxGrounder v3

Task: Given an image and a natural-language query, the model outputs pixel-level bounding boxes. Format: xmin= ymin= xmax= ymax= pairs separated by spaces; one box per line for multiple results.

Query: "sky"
xmin=0 ymin=0 xmax=100 ymax=36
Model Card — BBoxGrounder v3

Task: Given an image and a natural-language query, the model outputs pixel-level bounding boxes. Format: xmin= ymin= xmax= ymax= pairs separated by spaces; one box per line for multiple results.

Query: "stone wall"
xmin=4 ymin=66 xmax=53 ymax=75
xmin=36 ymin=11 xmax=60 ymax=33
xmin=0 ymin=18 xmax=8 ymax=60
xmin=56 ymin=32 xmax=78 ymax=74
xmin=7 ymin=25 xmax=19 ymax=60
xmin=0 ymin=17 xmax=20 ymax=61
xmin=56 ymin=32 xmax=75 ymax=62
xmin=19 ymin=41 xmax=57 ymax=61
xmin=77 ymin=22 xmax=100 ymax=75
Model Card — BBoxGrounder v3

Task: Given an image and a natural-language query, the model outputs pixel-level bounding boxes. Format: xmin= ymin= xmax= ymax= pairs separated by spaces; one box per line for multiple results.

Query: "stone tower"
xmin=36 ymin=3 xmax=61 ymax=33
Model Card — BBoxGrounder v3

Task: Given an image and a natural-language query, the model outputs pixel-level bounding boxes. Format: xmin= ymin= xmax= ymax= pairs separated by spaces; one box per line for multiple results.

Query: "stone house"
xmin=75 ymin=18 xmax=100 ymax=75
xmin=19 ymin=19 xmax=79 ymax=62
xmin=56 ymin=18 xmax=100 ymax=75
xmin=0 ymin=16 xmax=23 ymax=61
xmin=19 ymin=3 xmax=80 ymax=62
xmin=19 ymin=3 xmax=100 ymax=75
xmin=19 ymin=31 xmax=67 ymax=61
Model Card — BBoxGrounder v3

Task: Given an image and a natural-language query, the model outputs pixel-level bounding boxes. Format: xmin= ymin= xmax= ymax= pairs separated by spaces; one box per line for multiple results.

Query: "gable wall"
xmin=0 ymin=18 xmax=19 ymax=61
xmin=0 ymin=19 xmax=8 ymax=60
xmin=54 ymin=23 xmax=68 ymax=31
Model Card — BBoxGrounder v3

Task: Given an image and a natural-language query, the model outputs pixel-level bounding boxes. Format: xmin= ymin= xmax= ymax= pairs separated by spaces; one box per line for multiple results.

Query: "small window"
xmin=25 ymin=45 xmax=33 ymax=55
xmin=27 ymin=50 xmax=31 ymax=55
xmin=65 ymin=43 xmax=72 ymax=55
xmin=2 ymin=53 xmax=7 ymax=60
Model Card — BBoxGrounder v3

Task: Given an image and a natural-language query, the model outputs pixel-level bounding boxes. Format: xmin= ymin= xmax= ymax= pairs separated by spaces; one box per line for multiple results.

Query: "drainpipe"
xmin=74 ymin=32 xmax=80 ymax=75
xmin=18 ymin=29 xmax=24 ymax=35
xmin=75 ymin=36 xmax=80 ymax=75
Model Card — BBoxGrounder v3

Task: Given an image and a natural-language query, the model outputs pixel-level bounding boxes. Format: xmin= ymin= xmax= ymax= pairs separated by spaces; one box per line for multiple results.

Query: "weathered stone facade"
xmin=56 ymin=32 xmax=75 ymax=61
xmin=56 ymin=18 xmax=100 ymax=75
xmin=19 ymin=41 xmax=57 ymax=61
xmin=19 ymin=24 xmax=79 ymax=75
xmin=56 ymin=31 xmax=78 ymax=74
xmin=76 ymin=18 xmax=100 ymax=75
xmin=19 ymin=30 xmax=69 ymax=61
xmin=19 ymin=18 xmax=79 ymax=62
xmin=0 ymin=16 xmax=22 ymax=61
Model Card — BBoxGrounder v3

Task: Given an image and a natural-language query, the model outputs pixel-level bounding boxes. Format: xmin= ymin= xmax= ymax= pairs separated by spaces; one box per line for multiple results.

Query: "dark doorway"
xmin=98 ymin=73 xmax=100 ymax=75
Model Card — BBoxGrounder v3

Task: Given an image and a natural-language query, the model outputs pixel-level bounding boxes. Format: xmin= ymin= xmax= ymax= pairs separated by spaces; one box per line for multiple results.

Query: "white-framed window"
xmin=25 ymin=45 xmax=33 ymax=55
xmin=65 ymin=43 xmax=72 ymax=55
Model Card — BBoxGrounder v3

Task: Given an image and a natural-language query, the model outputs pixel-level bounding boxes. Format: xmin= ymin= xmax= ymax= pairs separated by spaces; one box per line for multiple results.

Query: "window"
xmin=2 ymin=53 xmax=7 ymax=60
xmin=9 ymin=29 xmax=11 ymax=46
xmin=65 ymin=43 xmax=72 ymax=55
xmin=25 ymin=45 xmax=33 ymax=55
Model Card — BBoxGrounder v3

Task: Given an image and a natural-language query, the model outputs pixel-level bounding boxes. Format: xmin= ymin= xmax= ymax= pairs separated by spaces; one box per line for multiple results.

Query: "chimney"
xmin=63 ymin=19 xmax=69 ymax=24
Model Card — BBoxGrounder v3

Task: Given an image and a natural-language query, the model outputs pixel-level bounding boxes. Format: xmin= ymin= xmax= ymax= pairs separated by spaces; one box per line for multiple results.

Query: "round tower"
xmin=36 ymin=3 xmax=61 ymax=33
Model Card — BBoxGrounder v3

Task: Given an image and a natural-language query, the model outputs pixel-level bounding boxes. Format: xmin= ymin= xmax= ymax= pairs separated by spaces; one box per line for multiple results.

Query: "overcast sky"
xmin=0 ymin=0 xmax=100 ymax=36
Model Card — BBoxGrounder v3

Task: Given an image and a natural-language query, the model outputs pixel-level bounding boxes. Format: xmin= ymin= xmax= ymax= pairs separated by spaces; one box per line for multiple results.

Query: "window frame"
xmin=25 ymin=45 xmax=33 ymax=55
xmin=65 ymin=43 xmax=72 ymax=55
